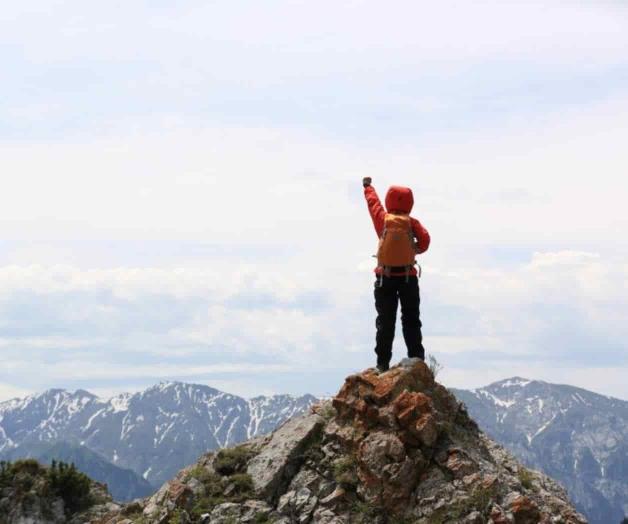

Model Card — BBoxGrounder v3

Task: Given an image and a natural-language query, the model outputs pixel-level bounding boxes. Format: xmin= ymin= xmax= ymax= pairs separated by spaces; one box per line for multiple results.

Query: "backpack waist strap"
xmin=382 ymin=265 xmax=415 ymax=273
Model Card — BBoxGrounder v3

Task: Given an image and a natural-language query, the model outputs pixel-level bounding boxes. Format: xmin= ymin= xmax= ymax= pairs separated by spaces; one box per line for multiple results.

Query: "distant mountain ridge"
xmin=452 ymin=377 xmax=628 ymax=524
xmin=3 ymin=377 xmax=625 ymax=522
xmin=0 ymin=381 xmax=317 ymax=489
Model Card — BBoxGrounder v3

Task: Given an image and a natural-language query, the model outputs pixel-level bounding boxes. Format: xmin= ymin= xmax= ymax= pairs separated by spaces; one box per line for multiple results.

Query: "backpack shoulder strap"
xmin=380 ymin=212 xmax=390 ymax=239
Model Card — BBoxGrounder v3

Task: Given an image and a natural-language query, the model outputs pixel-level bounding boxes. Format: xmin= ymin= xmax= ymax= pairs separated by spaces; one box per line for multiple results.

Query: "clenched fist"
xmin=362 ymin=177 xmax=372 ymax=188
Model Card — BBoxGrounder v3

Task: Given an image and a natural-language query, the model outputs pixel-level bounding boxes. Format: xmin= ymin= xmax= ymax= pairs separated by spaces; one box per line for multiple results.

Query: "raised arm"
xmin=363 ymin=178 xmax=386 ymax=237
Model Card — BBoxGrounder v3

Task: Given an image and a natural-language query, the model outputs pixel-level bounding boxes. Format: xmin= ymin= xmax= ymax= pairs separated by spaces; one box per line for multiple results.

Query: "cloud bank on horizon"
xmin=1 ymin=1 xmax=627 ymax=401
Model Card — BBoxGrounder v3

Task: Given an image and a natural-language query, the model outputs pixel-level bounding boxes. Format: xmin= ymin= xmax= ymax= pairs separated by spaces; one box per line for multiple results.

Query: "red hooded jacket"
xmin=364 ymin=185 xmax=430 ymax=276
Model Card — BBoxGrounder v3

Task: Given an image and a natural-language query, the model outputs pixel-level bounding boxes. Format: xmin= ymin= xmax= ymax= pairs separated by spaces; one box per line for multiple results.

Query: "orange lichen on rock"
xmin=509 ymin=494 xmax=541 ymax=524
xmin=329 ymin=360 xmax=443 ymax=508
xmin=332 ymin=361 xmax=441 ymax=443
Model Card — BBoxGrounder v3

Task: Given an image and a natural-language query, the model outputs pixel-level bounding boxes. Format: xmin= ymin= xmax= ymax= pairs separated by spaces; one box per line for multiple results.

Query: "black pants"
xmin=374 ymin=275 xmax=425 ymax=367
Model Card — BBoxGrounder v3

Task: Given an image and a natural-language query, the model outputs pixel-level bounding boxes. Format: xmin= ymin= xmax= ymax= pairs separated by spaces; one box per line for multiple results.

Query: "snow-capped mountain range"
xmin=0 ymin=382 xmax=316 ymax=488
xmin=1 ymin=377 xmax=625 ymax=523
xmin=451 ymin=377 xmax=628 ymax=524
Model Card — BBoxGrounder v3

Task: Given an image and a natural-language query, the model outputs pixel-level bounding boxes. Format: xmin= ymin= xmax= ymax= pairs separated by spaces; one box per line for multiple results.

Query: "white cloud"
xmin=0 ymin=247 xmax=627 ymax=400
xmin=0 ymin=264 xmax=319 ymax=302
xmin=1 ymin=94 xmax=628 ymax=400
xmin=28 ymin=361 xmax=295 ymax=382
xmin=429 ymin=249 xmax=628 ymax=308
xmin=2 ymin=93 xmax=627 ymax=255
xmin=0 ymin=383 xmax=31 ymax=402
xmin=1 ymin=2 xmax=627 ymax=402
xmin=3 ymin=2 xmax=627 ymax=72
xmin=528 ymin=251 xmax=601 ymax=268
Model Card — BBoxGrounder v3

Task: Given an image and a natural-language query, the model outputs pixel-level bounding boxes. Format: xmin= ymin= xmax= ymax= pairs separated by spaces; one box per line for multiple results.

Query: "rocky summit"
xmin=94 ymin=360 xmax=587 ymax=524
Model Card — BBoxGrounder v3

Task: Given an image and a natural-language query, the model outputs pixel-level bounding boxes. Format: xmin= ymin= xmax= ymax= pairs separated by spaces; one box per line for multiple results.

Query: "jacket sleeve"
xmin=411 ymin=217 xmax=431 ymax=254
xmin=364 ymin=185 xmax=386 ymax=237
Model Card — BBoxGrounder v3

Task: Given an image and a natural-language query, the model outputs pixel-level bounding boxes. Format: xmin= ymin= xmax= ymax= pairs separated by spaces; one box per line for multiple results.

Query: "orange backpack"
xmin=376 ymin=213 xmax=417 ymax=277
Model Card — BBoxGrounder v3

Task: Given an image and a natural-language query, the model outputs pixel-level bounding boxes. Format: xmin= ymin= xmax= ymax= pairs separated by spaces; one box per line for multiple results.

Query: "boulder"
xmin=247 ymin=412 xmax=324 ymax=502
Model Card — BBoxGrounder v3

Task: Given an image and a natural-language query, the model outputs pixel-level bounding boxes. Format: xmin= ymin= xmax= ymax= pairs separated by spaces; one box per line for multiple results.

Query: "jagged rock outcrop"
xmin=96 ymin=360 xmax=587 ymax=523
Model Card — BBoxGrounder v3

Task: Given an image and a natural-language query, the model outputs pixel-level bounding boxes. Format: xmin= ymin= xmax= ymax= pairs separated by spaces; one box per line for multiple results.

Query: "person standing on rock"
xmin=363 ymin=177 xmax=430 ymax=373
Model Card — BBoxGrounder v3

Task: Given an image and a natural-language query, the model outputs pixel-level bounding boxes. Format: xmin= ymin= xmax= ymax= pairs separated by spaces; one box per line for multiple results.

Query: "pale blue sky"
xmin=1 ymin=1 xmax=628 ymax=401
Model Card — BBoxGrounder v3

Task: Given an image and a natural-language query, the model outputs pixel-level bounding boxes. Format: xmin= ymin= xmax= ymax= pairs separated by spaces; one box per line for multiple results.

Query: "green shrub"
xmin=389 ymin=516 xmax=415 ymax=524
xmin=254 ymin=512 xmax=272 ymax=523
xmin=351 ymin=500 xmax=383 ymax=523
xmin=189 ymin=471 xmax=227 ymax=518
xmin=186 ymin=464 xmax=215 ymax=483
xmin=123 ymin=511 xmax=148 ymax=524
xmin=168 ymin=509 xmax=185 ymax=524
xmin=189 ymin=445 xmax=259 ymax=519
xmin=1 ymin=459 xmax=47 ymax=496
xmin=427 ymin=484 xmax=498 ymax=523
xmin=230 ymin=473 xmax=254 ymax=495
xmin=350 ymin=498 xmax=413 ymax=523
xmin=317 ymin=401 xmax=336 ymax=421
xmin=214 ymin=445 xmax=255 ymax=476
xmin=191 ymin=496 xmax=216 ymax=519
xmin=333 ymin=455 xmax=358 ymax=487
xmin=189 ymin=469 xmax=256 ymax=518
xmin=10 ymin=459 xmax=44 ymax=476
xmin=518 ymin=466 xmax=534 ymax=490
xmin=0 ymin=459 xmax=46 ymax=489
xmin=47 ymin=460 xmax=93 ymax=514
xmin=0 ymin=459 xmax=94 ymax=517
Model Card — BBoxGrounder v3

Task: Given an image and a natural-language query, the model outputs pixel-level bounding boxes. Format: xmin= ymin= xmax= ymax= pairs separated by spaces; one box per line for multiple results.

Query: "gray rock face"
xmin=451 ymin=377 xmax=628 ymax=524
xmin=209 ymin=500 xmax=273 ymax=523
xmin=0 ymin=382 xmax=317 ymax=489
xmin=247 ymin=413 xmax=324 ymax=501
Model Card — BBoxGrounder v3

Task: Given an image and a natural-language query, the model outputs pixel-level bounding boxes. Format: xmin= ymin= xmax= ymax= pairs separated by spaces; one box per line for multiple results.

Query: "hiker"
xmin=363 ymin=177 xmax=430 ymax=373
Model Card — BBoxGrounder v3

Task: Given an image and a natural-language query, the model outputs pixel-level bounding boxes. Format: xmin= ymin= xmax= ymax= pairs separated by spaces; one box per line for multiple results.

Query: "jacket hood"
xmin=385 ymin=186 xmax=414 ymax=213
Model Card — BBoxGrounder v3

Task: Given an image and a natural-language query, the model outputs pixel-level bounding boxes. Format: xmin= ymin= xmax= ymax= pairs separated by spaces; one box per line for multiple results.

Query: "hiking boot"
xmin=399 ymin=357 xmax=424 ymax=368
xmin=376 ymin=363 xmax=390 ymax=374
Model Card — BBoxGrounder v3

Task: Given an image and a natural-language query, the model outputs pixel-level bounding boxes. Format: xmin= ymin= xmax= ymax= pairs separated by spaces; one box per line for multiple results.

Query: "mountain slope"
xmin=452 ymin=377 xmax=628 ymax=524
xmin=2 ymin=441 xmax=154 ymax=502
xmin=102 ymin=360 xmax=587 ymax=523
xmin=0 ymin=382 xmax=317 ymax=488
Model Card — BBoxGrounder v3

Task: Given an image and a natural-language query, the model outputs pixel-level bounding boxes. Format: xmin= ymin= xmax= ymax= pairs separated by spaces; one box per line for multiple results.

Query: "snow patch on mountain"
xmin=477 ymin=389 xmax=516 ymax=408
xmin=110 ymin=393 xmax=131 ymax=413
xmin=498 ymin=377 xmax=532 ymax=388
